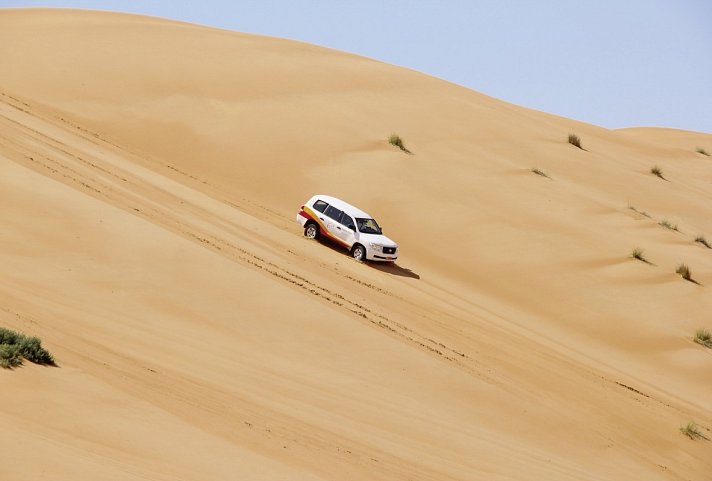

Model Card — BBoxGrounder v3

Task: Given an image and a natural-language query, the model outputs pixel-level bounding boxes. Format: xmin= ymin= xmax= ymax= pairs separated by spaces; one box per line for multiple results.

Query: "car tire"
xmin=304 ymin=222 xmax=319 ymax=239
xmin=351 ymin=244 xmax=366 ymax=262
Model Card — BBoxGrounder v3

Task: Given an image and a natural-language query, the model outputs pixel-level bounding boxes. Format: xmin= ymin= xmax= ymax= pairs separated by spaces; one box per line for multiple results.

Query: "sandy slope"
xmin=1 ymin=8 xmax=711 ymax=481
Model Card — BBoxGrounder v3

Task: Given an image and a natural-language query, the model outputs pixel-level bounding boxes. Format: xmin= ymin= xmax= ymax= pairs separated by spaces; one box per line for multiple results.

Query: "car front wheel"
xmin=304 ymin=223 xmax=318 ymax=239
xmin=352 ymin=244 xmax=366 ymax=261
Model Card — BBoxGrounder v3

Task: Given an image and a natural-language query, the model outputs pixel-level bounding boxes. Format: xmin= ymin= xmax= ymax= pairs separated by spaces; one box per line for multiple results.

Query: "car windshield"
xmin=356 ymin=218 xmax=382 ymax=235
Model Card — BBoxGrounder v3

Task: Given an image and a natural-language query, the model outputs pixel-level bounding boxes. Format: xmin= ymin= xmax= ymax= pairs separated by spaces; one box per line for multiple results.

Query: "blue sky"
xmin=3 ymin=1 xmax=711 ymax=132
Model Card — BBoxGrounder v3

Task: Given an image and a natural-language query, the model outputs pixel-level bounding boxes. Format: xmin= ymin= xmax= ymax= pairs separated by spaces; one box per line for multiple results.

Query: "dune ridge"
xmin=1 ymin=8 xmax=711 ymax=480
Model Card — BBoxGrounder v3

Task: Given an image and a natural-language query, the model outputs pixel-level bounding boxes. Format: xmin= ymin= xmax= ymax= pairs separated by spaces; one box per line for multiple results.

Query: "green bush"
xmin=0 ymin=327 xmax=21 ymax=345
xmin=0 ymin=344 xmax=23 ymax=369
xmin=0 ymin=327 xmax=55 ymax=368
xmin=17 ymin=336 xmax=55 ymax=365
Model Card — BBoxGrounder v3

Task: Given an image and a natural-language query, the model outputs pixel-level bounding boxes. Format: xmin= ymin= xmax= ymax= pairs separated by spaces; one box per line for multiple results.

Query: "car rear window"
xmin=313 ymin=200 xmax=328 ymax=213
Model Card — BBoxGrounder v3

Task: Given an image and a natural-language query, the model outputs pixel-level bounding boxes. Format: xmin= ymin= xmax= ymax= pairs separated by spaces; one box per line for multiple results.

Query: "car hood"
xmin=358 ymin=233 xmax=398 ymax=247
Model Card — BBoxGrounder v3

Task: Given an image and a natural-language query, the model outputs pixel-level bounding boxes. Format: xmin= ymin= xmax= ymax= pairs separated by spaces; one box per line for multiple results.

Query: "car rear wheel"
xmin=304 ymin=222 xmax=318 ymax=239
xmin=352 ymin=244 xmax=366 ymax=261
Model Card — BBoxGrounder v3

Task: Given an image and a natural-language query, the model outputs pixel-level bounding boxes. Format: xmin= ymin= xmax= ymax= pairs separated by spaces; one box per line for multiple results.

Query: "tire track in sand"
xmin=0 ymin=95 xmax=479 ymax=378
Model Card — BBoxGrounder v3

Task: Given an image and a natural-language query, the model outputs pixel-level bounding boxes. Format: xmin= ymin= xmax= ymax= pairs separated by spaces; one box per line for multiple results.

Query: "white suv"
xmin=296 ymin=195 xmax=399 ymax=262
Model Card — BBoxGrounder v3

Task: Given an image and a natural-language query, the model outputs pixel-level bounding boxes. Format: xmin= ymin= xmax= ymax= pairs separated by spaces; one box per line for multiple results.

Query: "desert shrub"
xmin=694 ymin=329 xmax=712 ymax=348
xmin=696 ymin=147 xmax=710 ymax=156
xmin=651 ymin=165 xmax=665 ymax=179
xmin=388 ymin=134 xmax=411 ymax=153
xmin=568 ymin=134 xmax=583 ymax=149
xmin=0 ymin=327 xmax=55 ymax=368
xmin=531 ymin=168 xmax=549 ymax=178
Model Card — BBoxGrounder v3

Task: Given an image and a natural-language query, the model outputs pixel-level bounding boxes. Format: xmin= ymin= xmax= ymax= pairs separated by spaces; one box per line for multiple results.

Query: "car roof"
xmin=311 ymin=195 xmax=372 ymax=219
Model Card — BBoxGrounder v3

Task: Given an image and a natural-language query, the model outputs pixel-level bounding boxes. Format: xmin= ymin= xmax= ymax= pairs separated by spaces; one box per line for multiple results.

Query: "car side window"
xmin=324 ymin=205 xmax=343 ymax=223
xmin=341 ymin=214 xmax=355 ymax=230
xmin=313 ymin=200 xmax=328 ymax=213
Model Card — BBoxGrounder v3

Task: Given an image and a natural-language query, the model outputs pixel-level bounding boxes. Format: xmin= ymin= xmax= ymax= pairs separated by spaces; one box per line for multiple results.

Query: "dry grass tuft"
xmin=631 ymin=248 xmax=648 ymax=263
xmin=695 ymin=236 xmax=711 ymax=249
xmin=694 ymin=329 xmax=712 ymax=348
xmin=531 ymin=167 xmax=550 ymax=178
xmin=388 ymin=134 xmax=411 ymax=154
xmin=659 ymin=219 xmax=679 ymax=231
xmin=568 ymin=133 xmax=583 ymax=150
xmin=680 ymin=422 xmax=708 ymax=440
xmin=628 ymin=205 xmax=651 ymax=218
xmin=650 ymin=165 xmax=665 ymax=179
xmin=675 ymin=263 xmax=694 ymax=282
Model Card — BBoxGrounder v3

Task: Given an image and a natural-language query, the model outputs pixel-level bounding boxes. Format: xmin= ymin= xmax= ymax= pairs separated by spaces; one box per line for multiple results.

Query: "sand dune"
xmin=1 ymin=8 xmax=711 ymax=480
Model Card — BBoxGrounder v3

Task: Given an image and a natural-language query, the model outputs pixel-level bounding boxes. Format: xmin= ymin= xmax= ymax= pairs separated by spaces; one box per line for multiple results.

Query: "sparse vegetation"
xmin=650 ymin=165 xmax=665 ymax=179
xmin=0 ymin=327 xmax=54 ymax=369
xmin=659 ymin=219 xmax=679 ymax=231
xmin=628 ymin=205 xmax=651 ymax=218
xmin=676 ymin=263 xmax=693 ymax=282
xmin=680 ymin=422 xmax=707 ymax=440
xmin=568 ymin=133 xmax=583 ymax=150
xmin=696 ymin=147 xmax=710 ymax=156
xmin=631 ymin=248 xmax=648 ymax=263
xmin=694 ymin=328 xmax=712 ymax=348
xmin=695 ymin=236 xmax=711 ymax=249
xmin=531 ymin=167 xmax=549 ymax=178
xmin=388 ymin=134 xmax=411 ymax=153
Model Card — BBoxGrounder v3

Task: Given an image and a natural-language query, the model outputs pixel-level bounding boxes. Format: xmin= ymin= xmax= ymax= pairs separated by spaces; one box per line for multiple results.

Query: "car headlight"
xmin=369 ymin=243 xmax=383 ymax=252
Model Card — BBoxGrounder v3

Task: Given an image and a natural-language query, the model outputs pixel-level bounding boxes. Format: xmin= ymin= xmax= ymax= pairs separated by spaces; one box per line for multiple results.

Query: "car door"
xmin=323 ymin=205 xmax=345 ymax=243
xmin=338 ymin=213 xmax=357 ymax=247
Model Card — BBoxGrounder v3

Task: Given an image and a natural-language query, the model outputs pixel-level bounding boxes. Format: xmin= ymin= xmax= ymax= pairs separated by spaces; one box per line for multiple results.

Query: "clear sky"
xmin=3 ymin=1 xmax=711 ymax=132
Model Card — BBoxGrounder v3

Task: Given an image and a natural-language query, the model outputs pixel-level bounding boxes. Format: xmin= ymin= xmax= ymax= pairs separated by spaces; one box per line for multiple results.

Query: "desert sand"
xmin=1 ymin=8 xmax=711 ymax=481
